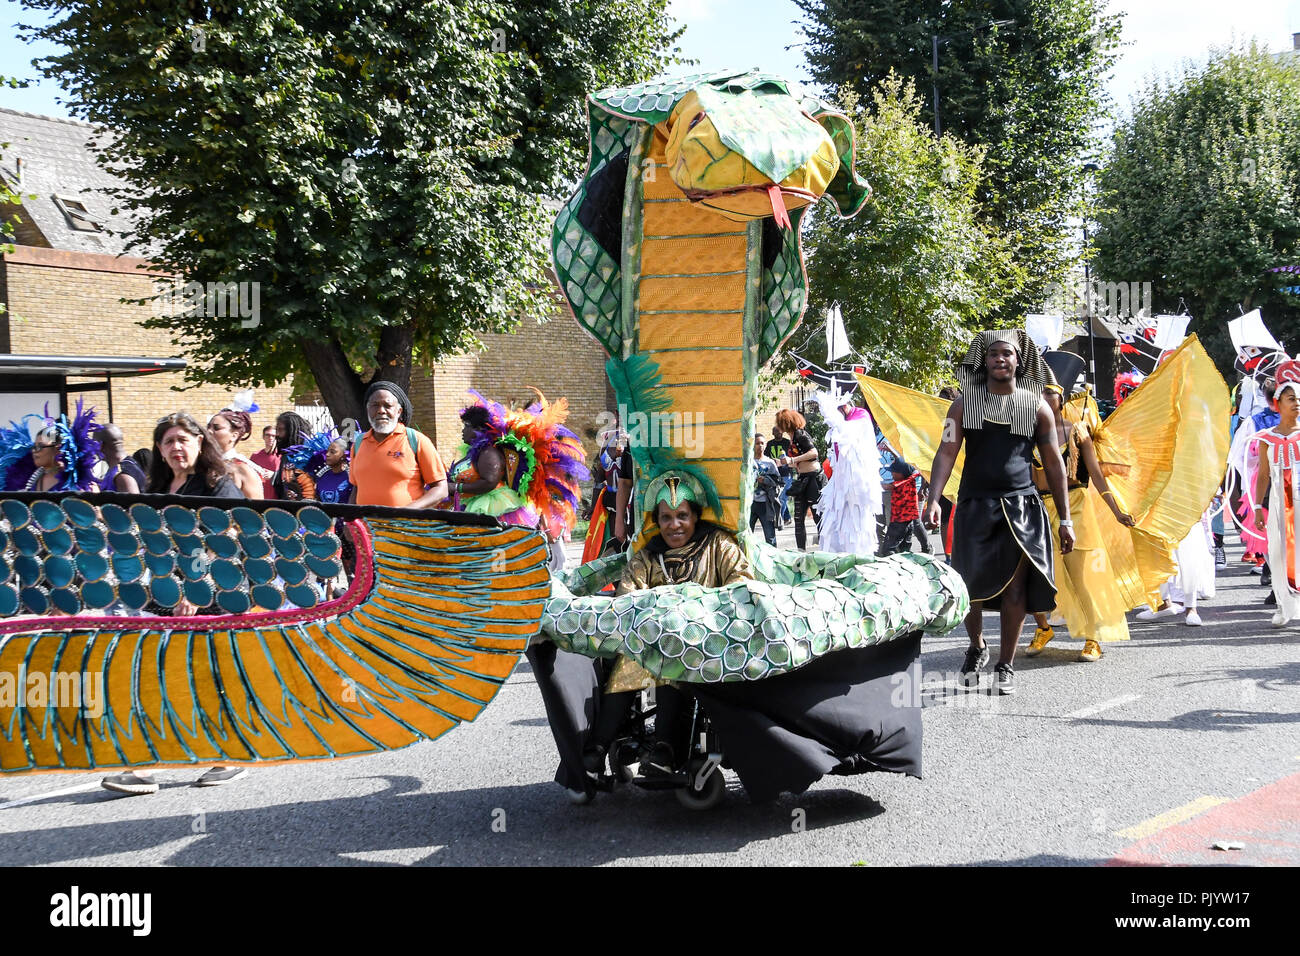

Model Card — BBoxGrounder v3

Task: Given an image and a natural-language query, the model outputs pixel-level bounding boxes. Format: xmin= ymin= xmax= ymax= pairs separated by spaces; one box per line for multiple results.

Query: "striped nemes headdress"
xmin=957 ymin=329 xmax=1050 ymax=438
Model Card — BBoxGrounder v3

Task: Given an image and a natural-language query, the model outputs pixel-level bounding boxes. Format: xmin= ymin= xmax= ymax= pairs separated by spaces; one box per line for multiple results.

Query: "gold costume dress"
xmin=605 ymin=523 xmax=751 ymax=692
xmin=1037 ymin=405 xmax=1131 ymax=643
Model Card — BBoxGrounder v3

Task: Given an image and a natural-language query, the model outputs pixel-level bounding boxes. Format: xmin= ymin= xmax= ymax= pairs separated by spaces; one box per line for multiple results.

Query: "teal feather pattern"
xmin=605 ymin=353 xmax=672 ymax=417
xmin=605 ymin=354 xmax=723 ymax=517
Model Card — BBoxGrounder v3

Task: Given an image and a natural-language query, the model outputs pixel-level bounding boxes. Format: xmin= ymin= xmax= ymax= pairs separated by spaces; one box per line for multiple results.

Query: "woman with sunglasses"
xmin=0 ymin=401 xmax=101 ymax=492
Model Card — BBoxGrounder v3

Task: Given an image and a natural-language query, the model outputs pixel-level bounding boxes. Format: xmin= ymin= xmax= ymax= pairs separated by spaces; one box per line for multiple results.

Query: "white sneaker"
xmin=1184 ymin=610 xmax=1202 ymax=626
xmin=1271 ymin=612 xmax=1290 ymax=628
xmin=1136 ymin=603 xmax=1183 ymax=621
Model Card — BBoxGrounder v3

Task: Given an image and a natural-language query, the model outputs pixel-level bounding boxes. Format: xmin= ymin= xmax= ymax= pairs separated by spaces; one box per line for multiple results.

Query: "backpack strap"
xmin=352 ymin=430 xmax=365 ymax=458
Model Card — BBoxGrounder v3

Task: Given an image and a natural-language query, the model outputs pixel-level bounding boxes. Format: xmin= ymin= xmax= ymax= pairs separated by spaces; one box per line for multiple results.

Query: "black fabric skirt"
xmin=952 ymin=492 xmax=1056 ymax=613
xmin=529 ymin=634 xmax=922 ymax=803
xmin=691 ymin=634 xmax=922 ymax=802
xmin=525 ymin=642 xmax=606 ymax=793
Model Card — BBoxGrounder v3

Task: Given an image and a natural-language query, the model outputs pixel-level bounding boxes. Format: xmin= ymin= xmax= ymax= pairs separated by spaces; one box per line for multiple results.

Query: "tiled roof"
xmin=0 ymin=106 xmax=147 ymax=257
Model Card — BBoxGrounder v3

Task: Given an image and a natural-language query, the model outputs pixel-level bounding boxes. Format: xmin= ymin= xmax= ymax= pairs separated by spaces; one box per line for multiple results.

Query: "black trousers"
xmin=879 ymin=519 xmax=932 ymax=555
xmin=790 ymin=471 xmax=822 ymax=550
xmin=749 ymin=499 xmax=776 ymax=546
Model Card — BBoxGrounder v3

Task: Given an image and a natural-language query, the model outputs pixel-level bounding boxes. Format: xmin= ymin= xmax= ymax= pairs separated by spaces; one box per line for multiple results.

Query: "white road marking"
xmin=0 ymin=781 xmax=102 ymax=810
xmin=338 ymin=846 xmax=445 ymax=865
xmin=1067 ymin=694 xmax=1141 ymax=719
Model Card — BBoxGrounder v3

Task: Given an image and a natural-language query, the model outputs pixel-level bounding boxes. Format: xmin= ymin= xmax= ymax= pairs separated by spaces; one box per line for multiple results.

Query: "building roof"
xmin=0 ymin=106 xmax=143 ymax=257
xmin=0 ymin=354 xmax=185 ymax=377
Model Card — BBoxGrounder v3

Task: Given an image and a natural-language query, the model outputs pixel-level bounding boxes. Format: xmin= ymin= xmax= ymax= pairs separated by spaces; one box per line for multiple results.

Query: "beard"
xmin=369 ymin=416 xmax=398 ymax=435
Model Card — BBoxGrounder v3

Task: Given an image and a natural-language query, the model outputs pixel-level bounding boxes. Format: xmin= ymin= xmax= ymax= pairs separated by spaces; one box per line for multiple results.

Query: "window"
xmin=52 ymin=194 xmax=104 ymax=232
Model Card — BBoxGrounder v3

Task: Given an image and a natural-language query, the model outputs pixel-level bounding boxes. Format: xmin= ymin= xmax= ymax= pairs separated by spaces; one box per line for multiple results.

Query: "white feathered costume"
xmin=812 ymin=390 xmax=882 ymax=556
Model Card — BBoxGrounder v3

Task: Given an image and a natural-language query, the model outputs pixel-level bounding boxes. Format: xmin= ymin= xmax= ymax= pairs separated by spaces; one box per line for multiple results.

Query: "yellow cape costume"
xmin=856 ymin=335 xmax=1230 ymax=637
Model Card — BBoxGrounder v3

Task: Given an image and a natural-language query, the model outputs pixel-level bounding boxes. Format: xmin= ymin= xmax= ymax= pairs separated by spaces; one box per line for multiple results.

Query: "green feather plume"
xmin=606 ymin=353 xmax=723 ymax=520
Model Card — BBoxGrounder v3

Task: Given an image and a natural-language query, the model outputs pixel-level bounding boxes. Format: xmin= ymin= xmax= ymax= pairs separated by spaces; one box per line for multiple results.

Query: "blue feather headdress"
xmin=0 ymin=399 xmax=101 ymax=492
xmin=284 ymin=428 xmax=340 ymax=472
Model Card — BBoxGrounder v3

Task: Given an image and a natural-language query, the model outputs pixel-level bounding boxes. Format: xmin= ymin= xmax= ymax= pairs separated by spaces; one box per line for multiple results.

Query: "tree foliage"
xmin=795 ymin=0 xmax=1121 ymax=316
xmin=20 ymin=0 xmax=682 ymax=423
xmin=774 ymin=75 xmax=1020 ymax=391
xmin=1093 ymin=42 xmax=1300 ymax=373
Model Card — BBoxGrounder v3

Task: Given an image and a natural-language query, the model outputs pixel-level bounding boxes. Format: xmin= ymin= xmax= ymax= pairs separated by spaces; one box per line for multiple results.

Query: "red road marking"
xmin=1108 ymin=772 xmax=1300 ymax=866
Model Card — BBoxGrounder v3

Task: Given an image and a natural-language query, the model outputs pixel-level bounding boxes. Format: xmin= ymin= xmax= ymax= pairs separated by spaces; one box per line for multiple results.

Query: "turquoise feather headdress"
xmin=605 ymin=353 xmax=723 ymax=520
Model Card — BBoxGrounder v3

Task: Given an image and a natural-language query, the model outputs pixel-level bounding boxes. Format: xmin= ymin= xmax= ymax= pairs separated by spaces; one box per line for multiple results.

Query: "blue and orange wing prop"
xmin=0 ymin=495 xmax=550 ymax=773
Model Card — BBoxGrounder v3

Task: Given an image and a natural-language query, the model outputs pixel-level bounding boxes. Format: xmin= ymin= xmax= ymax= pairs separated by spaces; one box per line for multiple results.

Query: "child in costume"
xmin=283 ymin=429 xmax=352 ymax=504
xmin=1252 ymin=359 xmax=1300 ymax=626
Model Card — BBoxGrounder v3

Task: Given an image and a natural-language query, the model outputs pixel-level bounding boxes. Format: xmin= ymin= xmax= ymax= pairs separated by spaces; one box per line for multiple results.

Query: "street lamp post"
xmin=1081 ymin=162 xmax=1100 ymax=389
xmin=930 ymin=19 xmax=1015 ymax=136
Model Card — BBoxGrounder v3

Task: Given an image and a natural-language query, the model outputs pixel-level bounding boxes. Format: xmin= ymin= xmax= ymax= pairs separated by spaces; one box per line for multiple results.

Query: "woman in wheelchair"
xmin=582 ymin=488 xmax=750 ymax=787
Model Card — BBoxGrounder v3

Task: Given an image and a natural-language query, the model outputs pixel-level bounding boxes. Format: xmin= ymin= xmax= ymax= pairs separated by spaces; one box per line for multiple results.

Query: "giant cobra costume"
xmin=0 ymin=71 xmax=967 ymax=807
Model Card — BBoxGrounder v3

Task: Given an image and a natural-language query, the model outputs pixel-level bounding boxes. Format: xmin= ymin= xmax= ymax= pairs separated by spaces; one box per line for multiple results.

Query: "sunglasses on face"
xmin=33 ymin=442 xmax=58 ymax=452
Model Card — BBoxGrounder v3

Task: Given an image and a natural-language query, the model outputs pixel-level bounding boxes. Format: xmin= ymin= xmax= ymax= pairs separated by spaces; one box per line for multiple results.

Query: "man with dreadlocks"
xmin=924 ymin=330 xmax=1074 ymax=694
xmin=272 ymin=410 xmax=317 ymax=501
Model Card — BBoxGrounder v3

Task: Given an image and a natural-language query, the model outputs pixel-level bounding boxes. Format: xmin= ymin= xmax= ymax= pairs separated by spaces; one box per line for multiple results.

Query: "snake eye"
xmin=687 ymin=112 xmax=705 ymax=130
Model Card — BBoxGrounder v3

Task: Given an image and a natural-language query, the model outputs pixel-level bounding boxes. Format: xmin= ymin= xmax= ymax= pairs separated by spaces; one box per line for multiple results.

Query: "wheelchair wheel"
xmin=675 ymin=761 xmax=725 ymax=811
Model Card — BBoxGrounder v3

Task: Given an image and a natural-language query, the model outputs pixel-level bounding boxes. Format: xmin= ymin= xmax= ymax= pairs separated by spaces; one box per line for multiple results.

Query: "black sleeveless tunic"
xmin=952 ymin=421 xmax=1057 ymax=612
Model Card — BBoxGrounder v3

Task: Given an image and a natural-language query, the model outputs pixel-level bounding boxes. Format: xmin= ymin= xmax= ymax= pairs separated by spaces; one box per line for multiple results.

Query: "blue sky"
xmin=2 ymin=0 xmax=1300 ymax=120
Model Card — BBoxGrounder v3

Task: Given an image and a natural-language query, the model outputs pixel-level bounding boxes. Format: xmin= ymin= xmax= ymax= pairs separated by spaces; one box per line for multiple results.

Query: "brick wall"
xmin=1 ymin=248 xmax=297 ymax=456
xmin=408 ymin=304 xmax=612 ymax=469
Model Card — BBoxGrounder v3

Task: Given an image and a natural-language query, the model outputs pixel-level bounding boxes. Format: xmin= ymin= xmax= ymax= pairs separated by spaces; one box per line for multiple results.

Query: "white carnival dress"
xmin=1255 ymin=426 xmax=1300 ymax=624
xmin=812 ymin=391 xmax=882 ymax=557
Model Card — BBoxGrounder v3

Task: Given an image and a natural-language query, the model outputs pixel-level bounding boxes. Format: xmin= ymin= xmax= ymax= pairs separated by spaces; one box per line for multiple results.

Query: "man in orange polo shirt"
xmin=349 ymin=381 xmax=448 ymax=508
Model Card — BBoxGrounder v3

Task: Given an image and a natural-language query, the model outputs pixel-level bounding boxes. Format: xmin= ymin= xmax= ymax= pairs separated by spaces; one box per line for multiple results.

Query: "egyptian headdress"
xmin=956 ymin=329 xmax=1050 ymax=438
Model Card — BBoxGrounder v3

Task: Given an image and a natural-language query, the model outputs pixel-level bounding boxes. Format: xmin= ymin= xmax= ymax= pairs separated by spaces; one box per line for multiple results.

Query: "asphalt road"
xmin=1 ymin=527 xmax=1296 ymax=867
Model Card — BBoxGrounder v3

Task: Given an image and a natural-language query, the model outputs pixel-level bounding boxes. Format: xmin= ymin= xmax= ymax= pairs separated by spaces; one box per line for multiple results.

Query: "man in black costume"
xmin=924 ymin=330 xmax=1074 ymax=694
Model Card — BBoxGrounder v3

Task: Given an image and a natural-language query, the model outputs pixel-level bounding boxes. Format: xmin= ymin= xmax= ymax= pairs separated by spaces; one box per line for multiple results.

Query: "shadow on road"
xmin=0 ymin=774 xmax=893 ymax=866
xmin=1076 ymin=709 xmax=1300 ymax=732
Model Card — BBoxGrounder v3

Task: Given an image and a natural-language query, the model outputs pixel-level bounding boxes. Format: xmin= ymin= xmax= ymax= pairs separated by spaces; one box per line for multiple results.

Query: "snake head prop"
xmin=663 ymin=82 xmax=845 ymax=228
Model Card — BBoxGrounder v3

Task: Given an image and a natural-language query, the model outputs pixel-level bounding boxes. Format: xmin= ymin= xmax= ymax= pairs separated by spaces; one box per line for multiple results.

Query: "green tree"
xmin=20 ymin=0 xmax=681 ymax=424
xmin=1093 ymin=42 xmax=1300 ymax=373
xmin=795 ymin=0 xmax=1121 ymax=315
xmin=773 ymin=76 xmax=1021 ymax=391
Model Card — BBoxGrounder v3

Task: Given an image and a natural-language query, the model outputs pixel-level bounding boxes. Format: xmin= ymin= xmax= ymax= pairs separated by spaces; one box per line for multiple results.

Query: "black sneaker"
xmin=994 ymin=663 xmax=1015 ymax=695
xmin=960 ymin=645 xmax=989 ymax=688
xmin=1261 ymin=565 xmax=1273 ymax=587
xmin=1214 ymin=546 xmax=1226 ymax=570
xmin=1265 ymin=591 xmax=1277 ymax=607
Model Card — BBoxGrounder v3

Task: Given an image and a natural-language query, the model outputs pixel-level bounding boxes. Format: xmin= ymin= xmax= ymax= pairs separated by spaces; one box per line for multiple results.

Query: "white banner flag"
xmin=826 ymin=303 xmax=850 ymax=362
xmin=1151 ymin=314 xmax=1190 ymax=351
xmin=1229 ymin=310 xmax=1280 ymax=354
xmin=1024 ymin=313 xmax=1065 ymax=351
